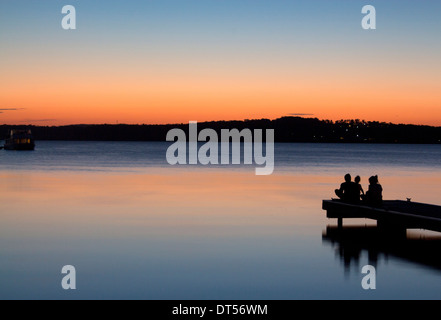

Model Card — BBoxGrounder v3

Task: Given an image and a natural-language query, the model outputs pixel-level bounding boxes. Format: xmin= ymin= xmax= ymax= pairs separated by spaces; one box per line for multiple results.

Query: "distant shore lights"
xmin=166 ymin=121 xmax=275 ymax=175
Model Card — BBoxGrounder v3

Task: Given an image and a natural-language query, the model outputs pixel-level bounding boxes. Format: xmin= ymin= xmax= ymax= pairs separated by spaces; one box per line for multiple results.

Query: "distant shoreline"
xmin=1 ymin=117 xmax=441 ymax=144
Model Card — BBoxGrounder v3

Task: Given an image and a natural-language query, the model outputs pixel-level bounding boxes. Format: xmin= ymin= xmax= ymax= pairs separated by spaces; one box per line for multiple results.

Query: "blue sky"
xmin=1 ymin=1 xmax=440 ymax=125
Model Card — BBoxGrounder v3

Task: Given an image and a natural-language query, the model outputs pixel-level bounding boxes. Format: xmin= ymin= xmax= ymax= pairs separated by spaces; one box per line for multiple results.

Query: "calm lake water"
xmin=0 ymin=141 xmax=441 ymax=299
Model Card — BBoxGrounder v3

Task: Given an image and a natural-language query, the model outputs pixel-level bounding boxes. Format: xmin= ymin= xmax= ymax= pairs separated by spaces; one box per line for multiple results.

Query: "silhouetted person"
xmin=355 ymin=175 xmax=364 ymax=200
xmin=365 ymin=175 xmax=383 ymax=207
xmin=335 ymin=174 xmax=360 ymax=203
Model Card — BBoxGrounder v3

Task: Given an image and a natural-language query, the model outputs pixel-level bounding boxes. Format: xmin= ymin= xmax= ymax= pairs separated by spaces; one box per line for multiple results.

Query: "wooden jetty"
xmin=322 ymin=199 xmax=441 ymax=233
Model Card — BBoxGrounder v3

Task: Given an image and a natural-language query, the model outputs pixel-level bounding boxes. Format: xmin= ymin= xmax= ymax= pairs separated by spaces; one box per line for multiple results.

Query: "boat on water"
xmin=3 ymin=129 xmax=35 ymax=151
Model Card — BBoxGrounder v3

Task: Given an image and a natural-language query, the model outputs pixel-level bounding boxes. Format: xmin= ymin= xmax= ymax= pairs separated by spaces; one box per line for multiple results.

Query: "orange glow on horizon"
xmin=1 ymin=56 xmax=440 ymax=127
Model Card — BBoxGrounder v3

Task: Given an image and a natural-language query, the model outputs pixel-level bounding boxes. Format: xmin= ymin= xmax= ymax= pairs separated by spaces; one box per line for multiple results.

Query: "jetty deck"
xmin=322 ymin=199 xmax=441 ymax=233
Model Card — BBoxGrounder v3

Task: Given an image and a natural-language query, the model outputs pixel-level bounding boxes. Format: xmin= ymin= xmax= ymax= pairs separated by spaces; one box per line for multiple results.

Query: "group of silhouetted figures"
xmin=335 ymin=174 xmax=383 ymax=207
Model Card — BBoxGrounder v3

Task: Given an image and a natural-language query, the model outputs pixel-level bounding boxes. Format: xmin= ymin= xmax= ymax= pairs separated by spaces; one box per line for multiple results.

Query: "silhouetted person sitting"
xmin=355 ymin=175 xmax=364 ymax=200
xmin=335 ymin=174 xmax=360 ymax=203
xmin=365 ymin=175 xmax=383 ymax=207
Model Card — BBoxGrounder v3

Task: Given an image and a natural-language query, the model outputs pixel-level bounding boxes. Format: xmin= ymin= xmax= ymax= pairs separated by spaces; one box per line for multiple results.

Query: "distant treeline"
xmin=1 ymin=117 xmax=441 ymax=143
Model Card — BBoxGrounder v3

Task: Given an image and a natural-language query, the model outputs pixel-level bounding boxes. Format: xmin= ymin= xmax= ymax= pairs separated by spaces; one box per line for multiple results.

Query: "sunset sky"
xmin=1 ymin=0 xmax=440 ymax=126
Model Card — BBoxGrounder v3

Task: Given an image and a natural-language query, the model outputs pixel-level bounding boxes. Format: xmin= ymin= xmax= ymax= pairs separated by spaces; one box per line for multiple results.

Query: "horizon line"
xmin=1 ymin=116 xmax=441 ymax=128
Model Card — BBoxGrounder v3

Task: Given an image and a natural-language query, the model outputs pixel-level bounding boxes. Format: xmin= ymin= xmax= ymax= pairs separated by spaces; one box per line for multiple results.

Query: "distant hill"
xmin=1 ymin=117 xmax=440 ymax=143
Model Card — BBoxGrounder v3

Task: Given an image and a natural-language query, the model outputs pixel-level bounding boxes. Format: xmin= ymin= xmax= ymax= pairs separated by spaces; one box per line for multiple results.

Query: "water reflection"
xmin=1 ymin=141 xmax=441 ymax=298
xmin=322 ymin=226 xmax=441 ymax=276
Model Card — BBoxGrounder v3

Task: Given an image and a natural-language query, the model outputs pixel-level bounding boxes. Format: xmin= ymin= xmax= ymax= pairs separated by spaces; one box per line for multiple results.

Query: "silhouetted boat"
xmin=4 ymin=129 xmax=35 ymax=151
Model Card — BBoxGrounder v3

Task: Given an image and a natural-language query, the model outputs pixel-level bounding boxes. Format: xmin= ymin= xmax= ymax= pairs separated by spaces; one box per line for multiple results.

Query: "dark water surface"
xmin=1 ymin=142 xmax=440 ymax=299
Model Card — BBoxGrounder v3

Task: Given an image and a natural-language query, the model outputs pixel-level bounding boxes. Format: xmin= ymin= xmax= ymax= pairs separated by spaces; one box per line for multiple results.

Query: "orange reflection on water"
xmin=0 ymin=170 xmax=323 ymax=240
xmin=0 ymin=170 xmax=440 ymax=240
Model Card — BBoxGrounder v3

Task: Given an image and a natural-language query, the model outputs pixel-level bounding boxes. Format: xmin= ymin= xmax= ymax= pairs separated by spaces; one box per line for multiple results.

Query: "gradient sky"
xmin=1 ymin=0 xmax=440 ymax=126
